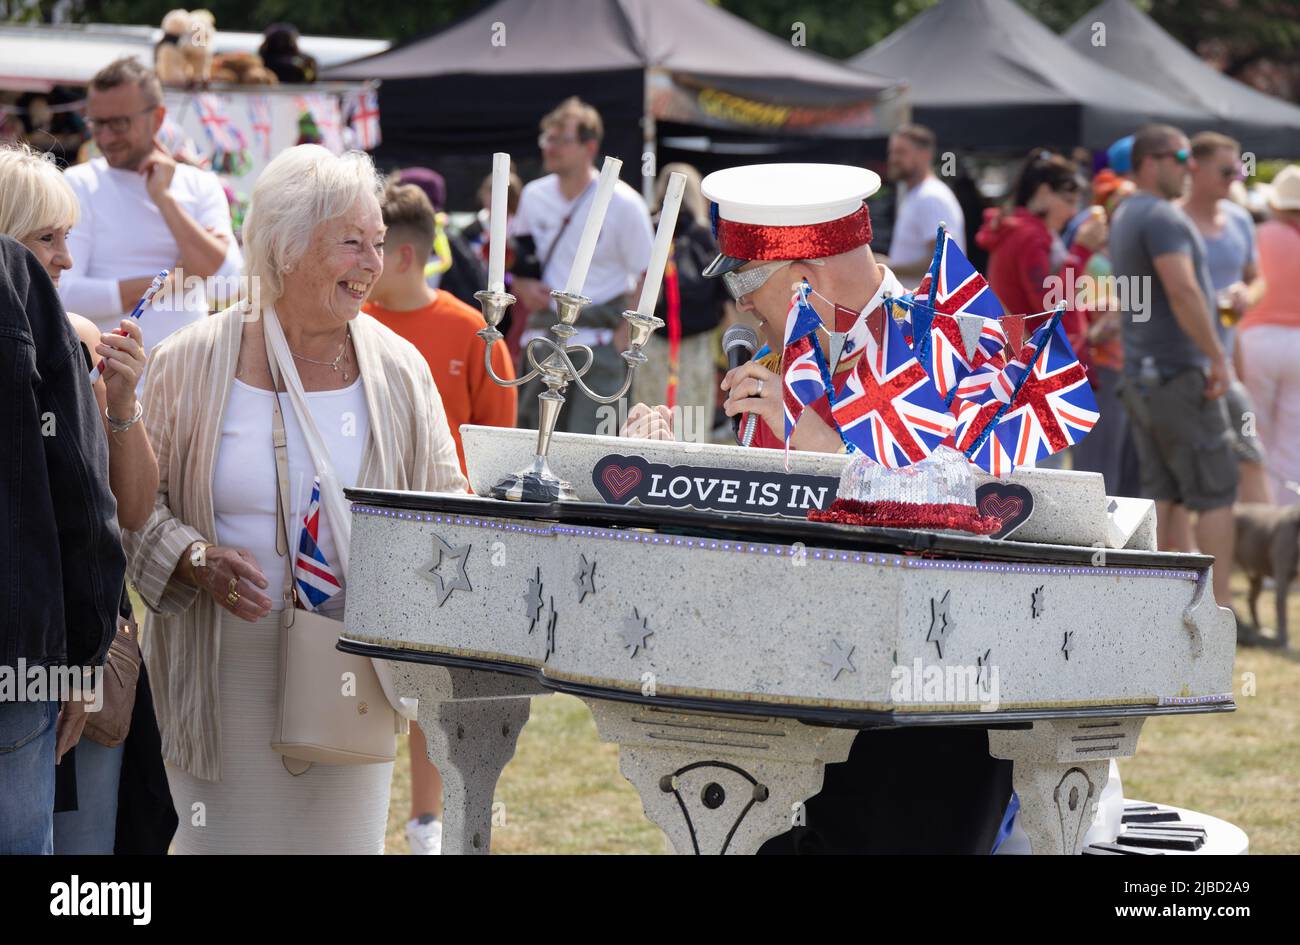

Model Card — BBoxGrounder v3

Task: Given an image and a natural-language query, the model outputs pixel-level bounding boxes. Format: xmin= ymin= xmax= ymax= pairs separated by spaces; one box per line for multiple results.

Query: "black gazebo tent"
xmin=325 ymin=0 xmax=906 ymax=208
xmin=1063 ymin=0 xmax=1300 ymax=157
xmin=847 ymin=0 xmax=1211 ymax=153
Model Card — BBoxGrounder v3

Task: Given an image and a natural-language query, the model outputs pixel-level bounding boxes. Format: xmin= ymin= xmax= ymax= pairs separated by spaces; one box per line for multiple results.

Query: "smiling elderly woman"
xmin=122 ymin=145 xmax=466 ymax=854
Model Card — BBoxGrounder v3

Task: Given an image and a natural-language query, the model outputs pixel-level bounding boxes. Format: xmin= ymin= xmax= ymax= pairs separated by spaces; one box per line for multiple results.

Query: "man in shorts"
xmin=1109 ymin=124 xmax=1236 ymax=609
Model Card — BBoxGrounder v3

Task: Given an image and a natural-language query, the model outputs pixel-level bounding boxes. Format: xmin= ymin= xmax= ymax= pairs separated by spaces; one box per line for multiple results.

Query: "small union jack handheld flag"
xmin=295 ymin=477 xmax=343 ymax=610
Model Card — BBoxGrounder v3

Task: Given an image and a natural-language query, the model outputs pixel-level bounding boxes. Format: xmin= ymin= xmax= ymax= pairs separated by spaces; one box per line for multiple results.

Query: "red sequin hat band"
xmin=716 ymin=203 xmax=873 ymax=261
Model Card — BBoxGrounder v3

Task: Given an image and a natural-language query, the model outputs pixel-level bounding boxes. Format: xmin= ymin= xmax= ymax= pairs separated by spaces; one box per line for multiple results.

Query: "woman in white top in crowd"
xmin=122 ymin=145 xmax=466 ymax=854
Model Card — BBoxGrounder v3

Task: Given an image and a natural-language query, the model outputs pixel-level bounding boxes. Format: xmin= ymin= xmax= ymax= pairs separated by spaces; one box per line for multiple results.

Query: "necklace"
xmin=290 ymin=328 xmax=351 ymax=381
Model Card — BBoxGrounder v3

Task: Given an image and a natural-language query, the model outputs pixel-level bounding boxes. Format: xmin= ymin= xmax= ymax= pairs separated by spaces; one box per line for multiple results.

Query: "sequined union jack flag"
xmin=831 ymin=302 xmax=956 ymax=467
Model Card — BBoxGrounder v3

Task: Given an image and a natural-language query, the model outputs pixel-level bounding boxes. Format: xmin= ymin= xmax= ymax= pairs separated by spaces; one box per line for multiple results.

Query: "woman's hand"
xmin=191 ymin=544 xmax=274 ymax=621
xmin=55 ymin=699 xmax=89 ymax=764
xmin=721 ymin=360 xmax=782 ymax=440
xmin=98 ymin=319 xmax=148 ymax=419
xmin=622 ymin=402 xmax=675 ymax=440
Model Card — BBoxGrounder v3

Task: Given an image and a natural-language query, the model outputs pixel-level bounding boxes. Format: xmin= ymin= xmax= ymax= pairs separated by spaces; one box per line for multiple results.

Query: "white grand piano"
xmin=339 ymin=426 xmax=1244 ymax=855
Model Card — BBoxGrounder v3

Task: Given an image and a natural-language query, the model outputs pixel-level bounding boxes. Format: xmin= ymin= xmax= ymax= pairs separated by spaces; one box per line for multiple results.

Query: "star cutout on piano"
xmin=523 ymin=567 xmax=544 ymax=632
xmin=618 ymin=608 xmax=653 ymax=658
xmin=1062 ymin=630 xmax=1074 ymax=661
xmin=543 ymin=595 xmax=558 ymax=661
xmin=1032 ymin=585 xmax=1045 ymax=619
xmin=818 ymin=639 xmax=856 ymax=680
xmin=574 ymin=554 xmax=597 ymax=603
xmin=976 ymin=648 xmax=992 ymax=688
xmin=927 ymin=590 xmax=955 ymax=659
xmin=419 ymin=534 xmax=472 ymax=607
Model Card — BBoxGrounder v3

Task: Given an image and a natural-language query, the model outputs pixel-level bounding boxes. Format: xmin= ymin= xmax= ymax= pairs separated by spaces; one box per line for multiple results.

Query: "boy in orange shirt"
xmin=363 ymin=181 xmax=516 ymax=854
xmin=365 ymin=181 xmax=516 ymax=477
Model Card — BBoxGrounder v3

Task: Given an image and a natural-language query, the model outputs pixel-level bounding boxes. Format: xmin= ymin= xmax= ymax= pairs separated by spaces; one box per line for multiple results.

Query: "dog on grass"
xmin=1234 ymin=503 xmax=1300 ymax=648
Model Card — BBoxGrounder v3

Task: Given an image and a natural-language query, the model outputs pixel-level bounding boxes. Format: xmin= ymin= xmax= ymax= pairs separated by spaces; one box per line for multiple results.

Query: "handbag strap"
xmin=540 ymin=177 xmax=596 ymax=276
xmin=264 ymin=328 xmax=299 ymax=614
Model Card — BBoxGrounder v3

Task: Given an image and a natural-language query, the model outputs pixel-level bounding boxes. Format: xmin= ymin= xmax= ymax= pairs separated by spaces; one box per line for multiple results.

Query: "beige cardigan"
xmin=124 ymin=303 xmax=467 ymax=781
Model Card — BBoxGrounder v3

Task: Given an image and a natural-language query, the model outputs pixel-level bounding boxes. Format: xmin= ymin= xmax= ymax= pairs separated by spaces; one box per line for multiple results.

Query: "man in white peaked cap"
xmin=627 ymin=162 xmax=908 ymax=450
xmin=624 ymin=162 xmax=1013 ymax=854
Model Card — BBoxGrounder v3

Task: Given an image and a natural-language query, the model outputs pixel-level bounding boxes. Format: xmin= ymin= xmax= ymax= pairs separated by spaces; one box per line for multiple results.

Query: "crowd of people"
xmin=2 ymin=49 xmax=1298 ymax=854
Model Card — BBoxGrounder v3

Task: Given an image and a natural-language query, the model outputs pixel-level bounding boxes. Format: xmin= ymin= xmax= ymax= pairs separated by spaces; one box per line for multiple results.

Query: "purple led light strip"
xmin=351 ymin=504 xmax=1200 ymax=582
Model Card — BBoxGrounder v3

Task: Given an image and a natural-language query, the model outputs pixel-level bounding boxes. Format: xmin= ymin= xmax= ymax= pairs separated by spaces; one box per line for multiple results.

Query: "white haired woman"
xmin=0 ymin=143 xmax=159 ymax=855
xmin=122 ymin=145 xmax=466 ymax=854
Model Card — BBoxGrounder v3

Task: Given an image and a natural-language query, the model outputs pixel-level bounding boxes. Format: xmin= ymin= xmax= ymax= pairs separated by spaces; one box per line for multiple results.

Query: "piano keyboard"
xmin=1083 ymin=803 xmax=1209 ymax=854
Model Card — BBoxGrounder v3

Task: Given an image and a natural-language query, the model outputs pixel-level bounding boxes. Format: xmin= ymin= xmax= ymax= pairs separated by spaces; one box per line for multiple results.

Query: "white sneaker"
xmin=406 ymin=816 xmax=443 ymax=855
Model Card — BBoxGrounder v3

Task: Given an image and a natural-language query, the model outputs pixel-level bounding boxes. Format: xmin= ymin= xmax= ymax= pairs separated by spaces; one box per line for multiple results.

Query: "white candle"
xmin=563 ymin=156 xmax=622 ymax=297
xmin=488 ymin=152 xmax=510 ymax=293
xmin=636 ymin=171 xmax=686 ymax=315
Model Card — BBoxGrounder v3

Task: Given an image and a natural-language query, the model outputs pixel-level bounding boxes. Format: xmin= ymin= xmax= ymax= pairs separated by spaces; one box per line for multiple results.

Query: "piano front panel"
xmin=344 ymin=501 xmax=1236 ymax=722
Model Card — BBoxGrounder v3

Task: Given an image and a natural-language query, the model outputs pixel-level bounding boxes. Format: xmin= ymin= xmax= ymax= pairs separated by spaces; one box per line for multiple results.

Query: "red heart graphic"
xmin=979 ymin=494 xmax=1023 ymax=526
xmin=601 ymin=464 xmax=642 ymax=501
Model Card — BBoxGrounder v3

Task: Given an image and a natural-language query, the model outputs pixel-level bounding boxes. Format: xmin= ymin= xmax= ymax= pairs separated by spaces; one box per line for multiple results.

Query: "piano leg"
xmin=988 ymin=717 xmax=1146 ymax=855
xmin=387 ymin=664 xmax=545 ymax=855
xmin=583 ymin=700 xmax=856 ymax=855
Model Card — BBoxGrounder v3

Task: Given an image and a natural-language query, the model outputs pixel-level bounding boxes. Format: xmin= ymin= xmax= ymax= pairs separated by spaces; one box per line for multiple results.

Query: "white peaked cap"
xmin=702 ymin=163 xmax=882 ymax=227
xmin=700 ymin=163 xmax=882 ymax=277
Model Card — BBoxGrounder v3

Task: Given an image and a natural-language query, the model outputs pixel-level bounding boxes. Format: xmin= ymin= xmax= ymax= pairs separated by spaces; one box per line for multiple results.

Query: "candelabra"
xmin=475 ymin=288 xmax=663 ymax=502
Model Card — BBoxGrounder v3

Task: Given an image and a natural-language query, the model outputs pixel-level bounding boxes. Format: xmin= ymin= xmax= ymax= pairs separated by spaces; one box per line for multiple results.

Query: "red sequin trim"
xmin=809 ymin=499 xmax=1001 ymax=535
xmin=718 ymin=204 xmax=872 ymax=261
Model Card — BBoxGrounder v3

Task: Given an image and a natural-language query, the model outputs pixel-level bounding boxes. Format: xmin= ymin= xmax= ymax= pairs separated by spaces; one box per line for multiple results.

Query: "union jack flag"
xmin=925 ymin=309 xmax=1008 ymax=402
xmin=987 ymin=316 xmax=1099 ymax=469
xmin=348 ymin=88 xmax=382 ymax=151
xmin=909 ymin=229 xmax=1007 ymax=399
xmin=831 ymin=303 xmax=956 ymax=467
xmin=780 ymin=284 xmax=830 ymax=443
xmin=247 ymin=95 xmax=272 ymax=162
xmin=951 ymin=396 xmax=1015 ymax=477
xmin=949 ymin=337 xmax=1044 ymax=475
xmin=196 ymin=93 xmax=244 ymax=156
xmin=295 ymin=477 xmax=343 ymax=610
xmin=297 ymin=94 xmax=344 ymax=153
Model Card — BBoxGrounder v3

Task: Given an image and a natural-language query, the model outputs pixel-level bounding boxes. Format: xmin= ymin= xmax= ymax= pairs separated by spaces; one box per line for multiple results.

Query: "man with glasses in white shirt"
xmin=60 ymin=58 xmax=242 ymax=370
xmin=510 ymin=97 xmax=653 ymax=435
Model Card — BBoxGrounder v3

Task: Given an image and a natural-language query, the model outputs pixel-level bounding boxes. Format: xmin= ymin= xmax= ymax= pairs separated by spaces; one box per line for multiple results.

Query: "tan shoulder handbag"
xmin=265 ymin=348 xmax=399 ymax=774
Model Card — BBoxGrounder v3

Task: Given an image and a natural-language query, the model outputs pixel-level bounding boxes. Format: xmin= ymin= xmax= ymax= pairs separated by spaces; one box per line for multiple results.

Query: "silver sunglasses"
xmin=722 ymin=258 xmax=825 ymax=301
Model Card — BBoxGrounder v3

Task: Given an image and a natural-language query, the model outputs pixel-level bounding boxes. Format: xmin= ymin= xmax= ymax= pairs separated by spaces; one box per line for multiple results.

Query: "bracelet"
xmin=106 ymin=399 xmax=143 ymax=433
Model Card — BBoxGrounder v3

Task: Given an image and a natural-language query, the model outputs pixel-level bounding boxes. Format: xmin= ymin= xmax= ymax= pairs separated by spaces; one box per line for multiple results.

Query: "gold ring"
xmin=226 ymin=590 xmax=241 ymax=606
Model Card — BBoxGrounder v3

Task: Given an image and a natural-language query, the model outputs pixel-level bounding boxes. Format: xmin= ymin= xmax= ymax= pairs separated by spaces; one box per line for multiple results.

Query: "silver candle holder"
xmin=475 ymin=287 xmax=663 ymax=502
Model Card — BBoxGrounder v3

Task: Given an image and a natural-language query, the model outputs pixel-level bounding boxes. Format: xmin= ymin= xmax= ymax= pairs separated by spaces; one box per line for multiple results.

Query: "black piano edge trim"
xmin=344 ymin=488 xmax=1215 ymax=573
xmin=338 ymin=636 xmax=1236 ymax=730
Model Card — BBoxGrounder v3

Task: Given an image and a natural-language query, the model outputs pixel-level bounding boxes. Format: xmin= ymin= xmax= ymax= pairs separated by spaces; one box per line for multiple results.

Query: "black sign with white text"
xmin=592 ymin=453 xmax=838 ymax=518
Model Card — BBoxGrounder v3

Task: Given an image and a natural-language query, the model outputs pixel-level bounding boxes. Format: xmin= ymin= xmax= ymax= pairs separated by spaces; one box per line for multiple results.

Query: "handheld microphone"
xmin=722 ymin=324 xmax=759 ymax=439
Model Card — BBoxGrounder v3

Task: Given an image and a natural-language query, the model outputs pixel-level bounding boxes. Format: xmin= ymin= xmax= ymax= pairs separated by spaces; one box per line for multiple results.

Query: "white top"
xmin=888 ymin=174 xmax=966 ymax=268
xmin=701 ymin=163 xmax=881 ymax=226
xmin=212 ymin=376 xmax=369 ymax=613
xmin=511 ymin=173 xmax=654 ymax=306
xmin=60 ymin=158 xmax=244 ymax=365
